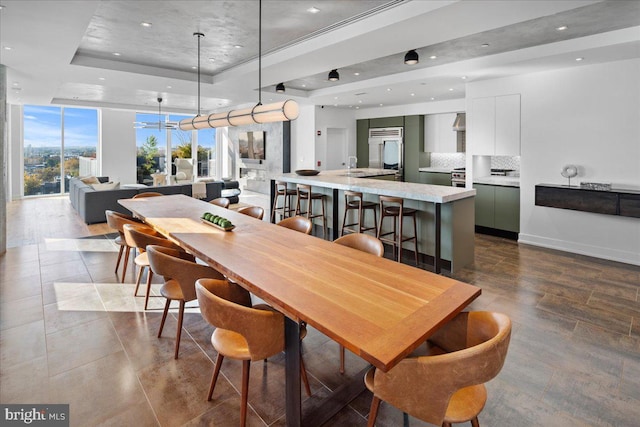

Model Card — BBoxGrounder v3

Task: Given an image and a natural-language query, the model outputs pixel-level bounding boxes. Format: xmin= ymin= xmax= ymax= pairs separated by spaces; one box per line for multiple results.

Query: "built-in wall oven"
xmin=368 ymin=127 xmax=404 ymax=181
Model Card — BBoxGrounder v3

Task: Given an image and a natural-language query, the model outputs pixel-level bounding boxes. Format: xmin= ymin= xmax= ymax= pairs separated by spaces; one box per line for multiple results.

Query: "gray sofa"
xmin=69 ymin=177 xmax=236 ymax=224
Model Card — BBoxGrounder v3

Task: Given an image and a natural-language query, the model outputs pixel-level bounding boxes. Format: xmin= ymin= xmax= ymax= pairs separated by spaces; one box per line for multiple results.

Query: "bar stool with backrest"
xmin=146 ymin=245 xmax=226 ymax=359
xmin=295 ymin=183 xmax=327 ymax=239
xmin=196 ymin=279 xmax=311 ymax=427
xmin=270 ymin=180 xmax=297 ymax=222
xmin=334 ymin=233 xmax=384 ymax=374
xmin=341 ymin=190 xmax=378 ymax=236
xmin=365 ymin=311 xmax=512 ymax=427
xmin=105 ymin=210 xmax=147 ymax=283
xmin=122 ymin=224 xmax=185 ymax=309
xmin=377 ymin=195 xmax=419 ymax=265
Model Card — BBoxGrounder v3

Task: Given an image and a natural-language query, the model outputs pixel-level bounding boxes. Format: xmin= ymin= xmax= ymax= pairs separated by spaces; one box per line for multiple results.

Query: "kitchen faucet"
xmin=347 ymin=156 xmax=358 ymax=170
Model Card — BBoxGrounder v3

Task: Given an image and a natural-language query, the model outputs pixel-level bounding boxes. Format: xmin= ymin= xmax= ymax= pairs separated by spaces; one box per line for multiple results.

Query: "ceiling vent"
xmin=368 ymin=127 xmax=403 ymax=138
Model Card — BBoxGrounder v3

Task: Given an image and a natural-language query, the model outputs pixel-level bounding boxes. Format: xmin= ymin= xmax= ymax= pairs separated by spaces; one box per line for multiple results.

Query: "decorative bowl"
xmin=295 ymin=169 xmax=320 ymax=176
xmin=201 ymin=218 xmax=235 ymax=231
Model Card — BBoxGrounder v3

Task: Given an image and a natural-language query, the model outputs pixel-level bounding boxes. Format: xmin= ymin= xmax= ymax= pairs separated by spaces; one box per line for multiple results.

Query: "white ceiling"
xmin=1 ymin=0 xmax=639 ymax=115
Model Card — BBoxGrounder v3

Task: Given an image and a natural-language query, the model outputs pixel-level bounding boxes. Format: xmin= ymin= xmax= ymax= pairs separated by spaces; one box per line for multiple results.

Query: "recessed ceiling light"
xmin=334 ymin=97 xmax=338 ymax=100
xmin=140 ymin=22 xmax=152 ymax=28
xmin=166 ymin=85 xmax=172 ymax=89
xmin=307 ymin=6 xmax=320 ymax=13
xmin=98 ymin=77 xmax=105 ymax=80
xmin=355 ymin=106 xmax=360 ymax=109
xmin=301 ymin=84 xmax=306 ymax=88
xmin=12 ymin=82 xmax=19 ymax=86
xmin=481 ymin=43 xmax=490 ymax=48
xmin=358 ymin=100 xmax=362 ymax=103
xmin=429 ymin=55 xmax=437 ymax=59
xmin=430 ymin=97 xmax=435 ymax=100
xmin=208 ymin=57 xmax=215 ymax=62
xmin=379 ymin=104 xmax=383 ymax=106
xmin=386 ymin=88 xmax=392 ymax=92
xmin=461 ymin=76 xmax=467 ymax=80
xmin=575 ymin=57 xmax=584 ymax=61
xmin=449 ymin=88 xmax=454 ymax=91
xmin=410 ymin=93 xmax=415 ymax=97
xmin=3 ymin=46 xmax=12 ymax=50
xmin=113 ymin=52 xmax=121 ymax=56
xmin=354 ymin=72 xmax=360 ymax=76
xmin=0 ymin=5 xmax=6 ymax=10
xmin=234 ymin=45 xmax=243 ymax=49
xmin=334 ymin=104 xmax=338 ymax=107
xmin=191 ymin=66 xmax=197 ymax=69
xmin=556 ymin=25 xmax=568 ymax=31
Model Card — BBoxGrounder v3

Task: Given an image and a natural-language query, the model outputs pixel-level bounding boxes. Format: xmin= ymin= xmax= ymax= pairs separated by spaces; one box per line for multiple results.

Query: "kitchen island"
xmin=273 ymin=169 xmax=476 ymax=273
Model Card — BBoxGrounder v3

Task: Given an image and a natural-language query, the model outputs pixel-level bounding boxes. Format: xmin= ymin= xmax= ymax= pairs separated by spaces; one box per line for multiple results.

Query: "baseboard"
xmin=475 ymin=226 xmax=518 ymax=240
xmin=518 ymin=233 xmax=640 ymax=267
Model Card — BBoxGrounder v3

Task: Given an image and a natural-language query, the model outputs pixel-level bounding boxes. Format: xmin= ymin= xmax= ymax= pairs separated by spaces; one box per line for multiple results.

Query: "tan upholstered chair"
xmin=237 ymin=205 xmax=264 ymax=220
xmin=146 ymin=245 xmax=225 ymax=359
xmin=365 ymin=311 xmax=512 ymax=427
xmin=105 ymin=210 xmax=148 ymax=283
xmin=334 ymin=233 xmax=384 ymax=374
xmin=210 ymin=197 xmax=230 ymax=208
xmin=277 ymin=216 xmax=312 ymax=234
xmin=133 ymin=192 xmax=163 ymax=198
xmin=196 ymin=280 xmax=311 ymax=426
xmin=122 ymin=224 xmax=183 ymax=309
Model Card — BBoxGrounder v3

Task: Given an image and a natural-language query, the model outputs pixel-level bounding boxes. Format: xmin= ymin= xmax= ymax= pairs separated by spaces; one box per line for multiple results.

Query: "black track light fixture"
xmin=276 ymin=82 xmax=285 ymax=93
xmin=404 ymin=49 xmax=419 ymax=65
xmin=328 ymin=69 xmax=340 ymax=82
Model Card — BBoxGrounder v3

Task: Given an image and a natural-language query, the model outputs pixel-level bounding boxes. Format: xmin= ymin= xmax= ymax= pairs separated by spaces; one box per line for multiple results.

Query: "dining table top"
xmin=119 ymin=194 xmax=481 ymax=372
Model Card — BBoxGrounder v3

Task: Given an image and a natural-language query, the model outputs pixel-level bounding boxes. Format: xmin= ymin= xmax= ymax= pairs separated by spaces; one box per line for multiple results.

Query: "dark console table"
xmin=535 ymin=184 xmax=640 ymax=218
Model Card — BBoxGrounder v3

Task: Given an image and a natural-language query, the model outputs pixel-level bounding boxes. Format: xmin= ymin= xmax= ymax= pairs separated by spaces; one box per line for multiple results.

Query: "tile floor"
xmin=1 ymin=195 xmax=639 ymax=426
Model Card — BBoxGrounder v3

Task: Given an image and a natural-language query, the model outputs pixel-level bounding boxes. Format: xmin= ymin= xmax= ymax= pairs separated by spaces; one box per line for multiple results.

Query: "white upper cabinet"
xmin=470 ymin=94 xmax=521 ymax=156
xmin=424 ymin=112 xmax=459 ymax=152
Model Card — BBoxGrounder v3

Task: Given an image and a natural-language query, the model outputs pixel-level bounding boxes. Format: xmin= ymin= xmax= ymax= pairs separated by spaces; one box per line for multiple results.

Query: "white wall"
xmin=100 ymin=109 xmax=136 ymax=184
xmin=290 ymin=104 xmax=316 ymax=170
xmin=467 ymin=58 xmax=640 ymax=265
xmin=355 ymin=98 xmax=465 ymax=120
xmin=314 ymin=106 xmax=357 ymax=170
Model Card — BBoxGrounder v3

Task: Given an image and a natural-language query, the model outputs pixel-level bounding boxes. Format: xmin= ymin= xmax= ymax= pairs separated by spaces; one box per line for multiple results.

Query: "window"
xmin=135 ymin=113 xmax=168 ymax=185
xmin=23 ymin=105 xmax=98 ymax=196
xmin=197 ymin=128 xmax=216 ymax=179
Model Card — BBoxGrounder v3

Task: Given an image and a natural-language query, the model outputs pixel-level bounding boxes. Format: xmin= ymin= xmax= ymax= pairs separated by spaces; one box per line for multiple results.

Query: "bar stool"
xmin=271 ymin=180 xmax=297 ymax=222
xmin=377 ymin=195 xmax=419 ymax=265
xmin=341 ymin=191 xmax=377 ymax=236
xmin=295 ymin=184 xmax=327 ymax=239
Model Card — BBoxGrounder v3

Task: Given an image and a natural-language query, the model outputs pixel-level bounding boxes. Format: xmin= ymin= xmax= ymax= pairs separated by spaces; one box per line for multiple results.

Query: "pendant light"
xmin=134 ymin=97 xmax=178 ymax=129
xmin=328 ymin=69 xmax=340 ymax=81
xmin=179 ymin=0 xmax=298 ymax=131
xmin=194 ymin=32 xmax=204 ymax=117
xmin=404 ymin=49 xmax=419 ymax=65
xmin=276 ymin=82 xmax=285 ymax=93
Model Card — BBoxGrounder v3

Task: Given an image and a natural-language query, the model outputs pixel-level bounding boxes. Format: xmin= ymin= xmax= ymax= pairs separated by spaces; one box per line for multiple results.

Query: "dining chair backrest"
xmin=370 ymin=311 xmax=511 ymax=426
xmin=105 ymin=210 xmax=146 ymax=235
xmin=123 ymin=224 xmax=181 ymax=253
xmin=210 ymin=197 xmax=231 ymax=208
xmin=196 ymin=280 xmax=284 ymax=361
xmin=334 ymin=233 xmax=384 ymax=257
xmin=146 ymin=245 xmax=224 ymax=302
xmin=237 ymin=205 xmax=265 ymax=220
xmin=277 ymin=216 xmax=312 ymax=234
xmin=133 ymin=192 xmax=164 ymax=198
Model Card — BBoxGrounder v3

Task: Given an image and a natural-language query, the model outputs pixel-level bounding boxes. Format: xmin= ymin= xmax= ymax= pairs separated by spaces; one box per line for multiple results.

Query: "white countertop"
xmin=474 ymin=175 xmax=520 ymax=187
xmin=418 ymin=167 xmax=452 ymax=173
xmin=278 ymin=169 xmax=475 ymax=203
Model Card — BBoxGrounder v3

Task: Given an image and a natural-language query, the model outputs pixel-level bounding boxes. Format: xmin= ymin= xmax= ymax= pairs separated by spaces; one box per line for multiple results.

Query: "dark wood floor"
xmin=1 ymin=196 xmax=639 ymax=426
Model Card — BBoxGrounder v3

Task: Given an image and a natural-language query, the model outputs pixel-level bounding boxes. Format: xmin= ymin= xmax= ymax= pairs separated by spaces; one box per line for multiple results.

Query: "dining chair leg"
xmin=158 ymin=299 xmax=171 ymax=338
xmin=339 ymin=344 xmax=346 ymax=374
xmin=134 ymin=265 xmax=144 ymax=296
xmin=174 ymin=300 xmax=185 ymax=359
xmin=367 ymin=396 xmax=381 ymax=427
xmin=240 ymin=360 xmax=251 ymax=427
xmin=300 ymin=356 xmax=311 ymax=397
xmin=207 ymin=353 xmax=225 ymax=401
xmin=143 ymin=270 xmax=153 ymax=310
xmin=121 ymin=246 xmax=131 ymax=283
xmin=471 ymin=417 xmax=480 ymax=427
xmin=442 ymin=422 xmax=452 ymax=427
xmin=115 ymin=245 xmax=124 ymax=275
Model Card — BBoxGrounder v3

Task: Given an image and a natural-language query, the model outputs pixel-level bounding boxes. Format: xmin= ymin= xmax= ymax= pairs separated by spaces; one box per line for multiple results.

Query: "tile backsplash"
xmin=491 ymin=156 xmax=520 ymax=171
xmin=430 ymin=153 xmax=466 ymax=169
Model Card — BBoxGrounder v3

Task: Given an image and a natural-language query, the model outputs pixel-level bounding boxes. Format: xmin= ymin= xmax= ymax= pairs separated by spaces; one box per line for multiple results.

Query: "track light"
xmin=328 ymin=69 xmax=340 ymax=81
xmin=404 ymin=49 xmax=419 ymax=65
xmin=276 ymin=82 xmax=285 ymax=93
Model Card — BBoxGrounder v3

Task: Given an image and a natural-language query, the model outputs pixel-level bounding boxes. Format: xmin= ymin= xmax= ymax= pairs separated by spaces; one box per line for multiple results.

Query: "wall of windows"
xmin=23 ymin=105 xmax=98 ymax=196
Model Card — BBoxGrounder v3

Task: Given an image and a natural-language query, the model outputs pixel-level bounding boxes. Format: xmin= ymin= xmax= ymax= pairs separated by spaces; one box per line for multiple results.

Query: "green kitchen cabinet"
xmin=356 ymin=119 xmax=370 ymax=168
xmin=369 ymin=116 xmax=404 ymax=128
xmin=403 ymin=115 xmax=424 ymax=183
xmin=474 ymin=184 xmax=520 ymax=232
xmin=421 ymin=172 xmax=451 ymax=186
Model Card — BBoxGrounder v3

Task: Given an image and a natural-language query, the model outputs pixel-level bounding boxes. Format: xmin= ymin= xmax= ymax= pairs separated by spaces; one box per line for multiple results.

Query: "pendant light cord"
xmin=258 ymin=0 xmax=262 ymax=106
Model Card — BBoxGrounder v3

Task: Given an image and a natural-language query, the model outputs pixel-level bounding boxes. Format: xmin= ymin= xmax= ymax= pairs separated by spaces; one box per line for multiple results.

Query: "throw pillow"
xmin=80 ymin=176 xmax=100 ymax=185
xmin=91 ymin=181 xmax=120 ymax=191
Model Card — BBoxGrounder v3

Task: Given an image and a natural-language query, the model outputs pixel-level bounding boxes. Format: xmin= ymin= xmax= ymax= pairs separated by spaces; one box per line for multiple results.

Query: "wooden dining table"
xmin=119 ymin=194 xmax=481 ymax=426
